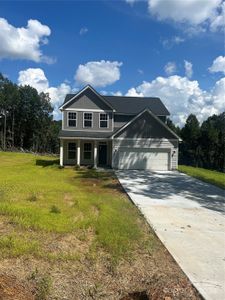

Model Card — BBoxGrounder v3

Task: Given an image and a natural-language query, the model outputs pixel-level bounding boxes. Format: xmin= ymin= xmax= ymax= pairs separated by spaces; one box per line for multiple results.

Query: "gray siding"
xmin=112 ymin=139 xmax=178 ymax=170
xmin=114 ymin=114 xmax=133 ymax=129
xmin=64 ymin=89 xmax=112 ymax=111
xmin=63 ymin=111 xmax=113 ymax=131
xmin=114 ymin=111 xmax=176 ymax=139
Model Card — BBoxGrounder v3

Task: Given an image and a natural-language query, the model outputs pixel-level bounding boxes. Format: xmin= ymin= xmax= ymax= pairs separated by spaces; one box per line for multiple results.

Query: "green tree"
xmin=180 ymin=114 xmax=201 ymax=166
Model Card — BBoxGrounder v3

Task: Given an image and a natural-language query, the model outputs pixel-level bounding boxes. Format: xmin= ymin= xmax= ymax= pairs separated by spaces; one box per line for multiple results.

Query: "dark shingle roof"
xmin=63 ymin=94 xmax=76 ymax=104
xmin=104 ymin=96 xmax=170 ymax=115
xmin=62 ymin=93 xmax=170 ymax=116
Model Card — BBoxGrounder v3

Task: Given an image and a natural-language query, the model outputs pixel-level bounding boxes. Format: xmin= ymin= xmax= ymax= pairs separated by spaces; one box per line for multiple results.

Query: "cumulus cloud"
xmin=79 ymin=27 xmax=88 ymax=35
xmin=184 ymin=60 xmax=193 ymax=78
xmin=164 ymin=62 xmax=177 ymax=75
xmin=75 ymin=60 xmax=123 ymax=88
xmin=125 ymin=75 xmax=225 ymax=126
xmin=0 ymin=18 xmax=53 ymax=63
xmin=209 ymin=56 xmax=225 ymax=74
xmin=18 ymin=68 xmax=72 ymax=119
xmin=18 ymin=68 xmax=49 ymax=92
xmin=148 ymin=0 xmax=222 ymax=26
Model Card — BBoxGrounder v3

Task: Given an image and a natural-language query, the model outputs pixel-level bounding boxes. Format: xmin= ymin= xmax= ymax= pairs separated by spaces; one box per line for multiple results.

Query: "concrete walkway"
xmin=116 ymin=170 xmax=225 ymax=300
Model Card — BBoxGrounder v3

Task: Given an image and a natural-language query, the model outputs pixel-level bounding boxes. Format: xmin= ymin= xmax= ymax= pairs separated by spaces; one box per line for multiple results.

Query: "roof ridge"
xmin=103 ymin=95 xmax=160 ymax=99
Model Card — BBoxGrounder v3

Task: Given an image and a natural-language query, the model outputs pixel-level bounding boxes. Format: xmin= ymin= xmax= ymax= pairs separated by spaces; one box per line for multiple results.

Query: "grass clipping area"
xmin=179 ymin=165 xmax=225 ymax=190
xmin=0 ymin=152 xmax=201 ymax=300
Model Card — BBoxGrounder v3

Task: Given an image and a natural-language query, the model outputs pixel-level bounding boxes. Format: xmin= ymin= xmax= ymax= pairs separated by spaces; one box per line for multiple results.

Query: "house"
xmin=58 ymin=85 xmax=180 ymax=170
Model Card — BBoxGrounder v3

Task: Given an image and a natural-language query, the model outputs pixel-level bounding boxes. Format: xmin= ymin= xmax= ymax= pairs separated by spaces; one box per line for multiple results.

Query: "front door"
xmin=99 ymin=144 xmax=107 ymax=165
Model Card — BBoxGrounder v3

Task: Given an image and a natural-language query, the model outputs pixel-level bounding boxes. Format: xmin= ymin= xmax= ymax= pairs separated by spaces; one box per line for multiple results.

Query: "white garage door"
xmin=118 ymin=149 xmax=169 ymax=170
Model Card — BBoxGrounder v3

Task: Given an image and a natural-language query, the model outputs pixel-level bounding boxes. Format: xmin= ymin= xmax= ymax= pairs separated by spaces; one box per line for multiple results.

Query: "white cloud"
xmin=209 ymin=56 xmax=225 ymax=74
xmin=148 ymin=0 xmax=221 ymax=24
xmin=184 ymin=60 xmax=193 ymax=78
xmin=0 ymin=18 xmax=53 ymax=63
xmin=18 ymin=68 xmax=72 ymax=119
xmin=210 ymin=1 xmax=225 ymax=31
xmin=161 ymin=36 xmax=185 ymax=49
xmin=125 ymin=75 xmax=225 ymax=125
xmin=164 ymin=62 xmax=177 ymax=75
xmin=75 ymin=60 xmax=123 ymax=88
xmin=79 ymin=27 xmax=88 ymax=35
xmin=126 ymin=87 xmax=144 ymax=97
xmin=18 ymin=68 xmax=49 ymax=92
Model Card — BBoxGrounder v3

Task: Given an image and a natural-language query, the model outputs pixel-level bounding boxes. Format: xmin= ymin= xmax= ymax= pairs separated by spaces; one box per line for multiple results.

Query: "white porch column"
xmin=94 ymin=140 xmax=97 ymax=168
xmin=60 ymin=139 xmax=63 ymax=166
xmin=77 ymin=139 xmax=80 ymax=166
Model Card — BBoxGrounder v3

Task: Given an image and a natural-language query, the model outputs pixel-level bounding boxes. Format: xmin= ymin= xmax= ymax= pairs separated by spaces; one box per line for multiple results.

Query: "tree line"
xmin=0 ymin=73 xmax=61 ymax=154
xmin=167 ymin=113 xmax=225 ymax=172
xmin=0 ymin=73 xmax=224 ymax=171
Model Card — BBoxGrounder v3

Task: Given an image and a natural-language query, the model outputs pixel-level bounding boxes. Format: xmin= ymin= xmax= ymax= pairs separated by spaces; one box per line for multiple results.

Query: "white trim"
xmin=67 ymin=111 xmax=77 ymax=128
xmin=77 ymin=140 xmax=80 ymax=166
xmin=60 ymin=137 xmax=110 ymax=140
xmin=83 ymin=112 xmax=93 ymax=129
xmin=94 ymin=140 xmax=97 ymax=168
xmin=111 ymin=108 xmax=181 ymax=141
xmin=113 ymin=138 xmax=179 ymax=141
xmin=64 ymin=108 xmax=112 ymax=112
xmin=59 ymin=85 xmax=115 ymax=111
xmin=60 ymin=140 xmax=63 ymax=166
xmin=61 ymin=128 xmax=111 ymax=132
xmin=99 ymin=112 xmax=109 ymax=129
xmin=62 ymin=111 xmax=65 ymax=130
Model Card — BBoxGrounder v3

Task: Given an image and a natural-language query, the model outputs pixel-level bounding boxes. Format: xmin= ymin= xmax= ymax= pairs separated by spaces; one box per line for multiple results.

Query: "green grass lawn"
xmin=179 ymin=165 xmax=225 ymax=189
xmin=0 ymin=151 xmax=149 ymax=262
xmin=0 ymin=152 xmax=201 ymax=299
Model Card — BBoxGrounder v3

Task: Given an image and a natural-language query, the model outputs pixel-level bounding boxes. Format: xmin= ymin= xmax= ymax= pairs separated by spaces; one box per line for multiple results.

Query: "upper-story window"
xmin=99 ymin=113 xmax=109 ymax=128
xmin=68 ymin=112 xmax=77 ymax=127
xmin=83 ymin=112 xmax=93 ymax=128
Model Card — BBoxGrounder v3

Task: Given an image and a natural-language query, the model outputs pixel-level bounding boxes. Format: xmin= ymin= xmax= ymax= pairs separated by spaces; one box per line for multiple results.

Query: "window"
xmin=99 ymin=113 xmax=108 ymax=128
xmin=68 ymin=142 xmax=76 ymax=159
xmin=68 ymin=112 xmax=77 ymax=127
xmin=83 ymin=143 xmax=92 ymax=160
xmin=83 ymin=113 xmax=92 ymax=128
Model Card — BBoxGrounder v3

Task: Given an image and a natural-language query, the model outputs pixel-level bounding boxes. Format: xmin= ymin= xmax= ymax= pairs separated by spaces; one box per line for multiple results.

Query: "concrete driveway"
xmin=116 ymin=170 xmax=225 ymax=300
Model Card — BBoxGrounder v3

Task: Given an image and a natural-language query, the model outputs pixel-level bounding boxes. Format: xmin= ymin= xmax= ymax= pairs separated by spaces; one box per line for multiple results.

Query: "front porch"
xmin=60 ymin=139 xmax=112 ymax=168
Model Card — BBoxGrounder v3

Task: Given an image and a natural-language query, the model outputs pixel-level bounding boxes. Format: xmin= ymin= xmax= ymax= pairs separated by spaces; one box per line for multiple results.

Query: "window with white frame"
xmin=83 ymin=143 xmax=92 ymax=160
xmin=99 ymin=113 xmax=108 ymax=128
xmin=68 ymin=142 xmax=76 ymax=159
xmin=68 ymin=112 xmax=77 ymax=127
xmin=83 ymin=113 xmax=92 ymax=128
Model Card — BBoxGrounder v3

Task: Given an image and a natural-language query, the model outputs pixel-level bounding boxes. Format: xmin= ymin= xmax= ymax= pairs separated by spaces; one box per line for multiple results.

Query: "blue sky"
xmin=0 ymin=0 xmax=224 ymax=124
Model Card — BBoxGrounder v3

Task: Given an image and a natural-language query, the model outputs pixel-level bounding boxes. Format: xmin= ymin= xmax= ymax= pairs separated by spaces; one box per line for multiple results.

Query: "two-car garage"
xmin=112 ymin=109 xmax=179 ymax=171
xmin=117 ymin=148 xmax=170 ymax=171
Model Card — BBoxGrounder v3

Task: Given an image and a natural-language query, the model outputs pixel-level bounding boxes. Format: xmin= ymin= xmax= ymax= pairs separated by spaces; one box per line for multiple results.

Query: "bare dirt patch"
xmin=0 ymin=274 xmax=35 ymax=300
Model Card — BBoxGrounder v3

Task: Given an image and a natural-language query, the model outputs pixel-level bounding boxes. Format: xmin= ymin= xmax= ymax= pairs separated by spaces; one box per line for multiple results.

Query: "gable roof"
xmin=112 ymin=108 xmax=181 ymax=140
xmin=59 ymin=85 xmax=114 ymax=111
xmin=61 ymin=86 xmax=170 ymax=116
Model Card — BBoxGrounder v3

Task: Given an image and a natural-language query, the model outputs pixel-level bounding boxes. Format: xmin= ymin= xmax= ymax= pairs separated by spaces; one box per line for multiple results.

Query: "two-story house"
xmin=59 ymin=85 xmax=180 ymax=170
